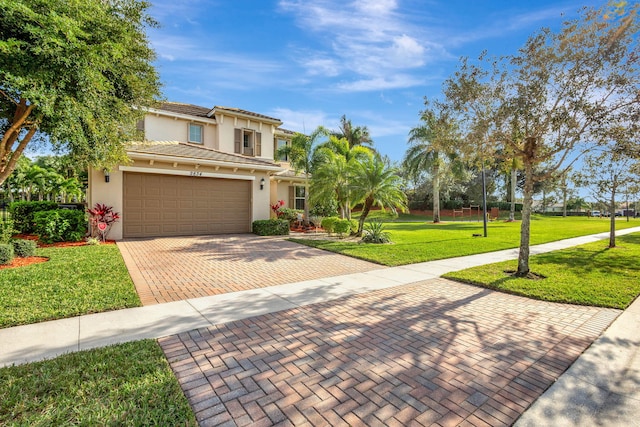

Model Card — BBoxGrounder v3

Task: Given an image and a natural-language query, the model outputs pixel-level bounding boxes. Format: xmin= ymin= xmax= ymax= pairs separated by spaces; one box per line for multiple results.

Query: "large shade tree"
xmin=0 ymin=0 xmax=161 ymax=186
xmin=446 ymin=3 xmax=640 ymax=276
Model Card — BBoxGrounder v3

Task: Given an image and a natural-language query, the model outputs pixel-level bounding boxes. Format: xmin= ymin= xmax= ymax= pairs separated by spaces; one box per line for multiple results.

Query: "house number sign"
xmin=189 ymin=171 xmax=203 ymax=177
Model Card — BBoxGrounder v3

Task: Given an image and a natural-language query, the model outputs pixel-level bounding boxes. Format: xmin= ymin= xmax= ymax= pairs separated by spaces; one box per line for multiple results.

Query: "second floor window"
xmin=188 ymin=123 xmax=203 ymax=144
xmin=275 ymin=138 xmax=288 ymax=161
xmin=234 ymin=128 xmax=262 ymax=156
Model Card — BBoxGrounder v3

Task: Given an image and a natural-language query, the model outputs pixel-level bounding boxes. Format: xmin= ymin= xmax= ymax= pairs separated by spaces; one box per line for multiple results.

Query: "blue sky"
xmin=145 ymin=0 xmax=601 ymax=164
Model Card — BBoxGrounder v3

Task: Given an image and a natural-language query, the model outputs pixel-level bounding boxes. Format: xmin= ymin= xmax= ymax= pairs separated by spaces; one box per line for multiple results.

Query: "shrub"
xmin=8 ymin=201 xmax=58 ymax=233
xmin=277 ymin=208 xmax=302 ymax=223
xmin=0 ymin=219 xmax=14 ymax=244
xmin=361 ymin=219 xmax=392 ymax=244
xmin=0 ymin=243 xmax=14 ymax=265
xmin=334 ymin=219 xmax=351 ymax=238
xmin=12 ymin=239 xmax=37 ymax=257
xmin=34 ymin=209 xmax=87 ymax=243
xmin=321 ymin=217 xmax=338 ymax=235
xmin=87 ymin=203 xmax=120 ymax=241
xmin=310 ymin=200 xmax=338 ymax=217
xmin=86 ymin=237 xmax=101 ymax=246
xmin=252 ymin=219 xmax=290 ymax=236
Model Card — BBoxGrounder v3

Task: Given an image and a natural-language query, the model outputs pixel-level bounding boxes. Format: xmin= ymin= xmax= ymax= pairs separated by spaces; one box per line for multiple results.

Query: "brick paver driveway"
xmin=159 ymin=278 xmax=619 ymax=427
xmin=118 ymin=234 xmax=384 ymax=305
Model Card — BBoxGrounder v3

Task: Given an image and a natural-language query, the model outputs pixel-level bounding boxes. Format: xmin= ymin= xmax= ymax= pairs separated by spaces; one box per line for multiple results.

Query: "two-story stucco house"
xmin=87 ymin=102 xmax=305 ymax=240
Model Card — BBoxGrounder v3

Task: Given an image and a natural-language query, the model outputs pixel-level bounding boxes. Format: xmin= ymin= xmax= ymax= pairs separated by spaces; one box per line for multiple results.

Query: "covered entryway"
xmin=123 ymin=172 xmax=251 ymax=238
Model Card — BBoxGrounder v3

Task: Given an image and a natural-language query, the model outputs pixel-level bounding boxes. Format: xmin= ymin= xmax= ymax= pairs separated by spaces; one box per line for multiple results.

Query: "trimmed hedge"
xmin=12 ymin=239 xmax=37 ymax=257
xmin=334 ymin=219 xmax=351 ymax=237
xmin=34 ymin=209 xmax=87 ymax=243
xmin=321 ymin=217 xmax=338 ymax=234
xmin=252 ymin=219 xmax=290 ymax=236
xmin=9 ymin=201 xmax=59 ymax=233
xmin=0 ymin=219 xmax=14 ymax=244
xmin=0 ymin=243 xmax=14 ymax=265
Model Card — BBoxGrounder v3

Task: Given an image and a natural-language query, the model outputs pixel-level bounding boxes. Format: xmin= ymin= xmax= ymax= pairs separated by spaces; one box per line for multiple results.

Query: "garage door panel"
xmin=124 ymin=172 xmax=252 ymax=238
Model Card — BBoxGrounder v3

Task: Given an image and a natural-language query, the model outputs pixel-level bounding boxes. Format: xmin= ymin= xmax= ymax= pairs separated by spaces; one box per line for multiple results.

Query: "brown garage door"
xmin=123 ymin=172 xmax=251 ymax=238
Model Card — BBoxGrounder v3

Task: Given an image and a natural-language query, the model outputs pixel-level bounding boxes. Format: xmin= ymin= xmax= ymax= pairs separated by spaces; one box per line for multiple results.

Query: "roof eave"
xmin=127 ymin=151 xmax=284 ymax=172
xmin=146 ymin=107 xmax=217 ymax=124
xmin=212 ymin=107 xmax=282 ymax=126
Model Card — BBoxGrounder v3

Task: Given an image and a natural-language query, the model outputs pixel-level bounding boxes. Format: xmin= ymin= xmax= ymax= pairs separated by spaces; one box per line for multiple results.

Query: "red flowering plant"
xmin=87 ymin=203 xmax=120 ymax=242
xmin=271 ymin=200 xmax=285 ymax=218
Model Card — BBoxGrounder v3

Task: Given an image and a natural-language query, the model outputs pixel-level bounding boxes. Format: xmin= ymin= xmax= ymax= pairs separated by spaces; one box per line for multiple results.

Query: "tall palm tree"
xmin=335 ymin=115 xmax=373 ymax=149
xmin=350 ymin=155 xmax=408 ymax=236
xmin=403 ymin=103 xmax=459 ymax=223
xmin=312 ymin=136 xmax=372 ymax=219
xmin=277 ymin=126 xmax=328 ymax=222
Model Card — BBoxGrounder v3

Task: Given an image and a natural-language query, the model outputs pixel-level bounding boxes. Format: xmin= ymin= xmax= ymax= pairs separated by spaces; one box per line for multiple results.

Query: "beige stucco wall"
xmin=144 ymin=115 xmax=217 ymax=149
xmin=88 ymin=167 xmax=124 ymax=240
xmin=214 ymin=114 xmax=276 ymax=160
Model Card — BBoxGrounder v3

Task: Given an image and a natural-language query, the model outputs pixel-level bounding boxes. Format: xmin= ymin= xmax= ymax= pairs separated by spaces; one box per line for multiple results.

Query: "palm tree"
xmin=312 ymin=136 xmax=372 ymax=219
xmin=23 ymin=165 xmax=48 ymax=201
xmin=350 ymin=155 xmax=408 ymax=236
xmin=403 ymin=103 xmax=459 ymax=223
xmin=334 ymin=115 xmax=373 ymax=149
xmin=277 ymin=126 xmax=328 ymax=222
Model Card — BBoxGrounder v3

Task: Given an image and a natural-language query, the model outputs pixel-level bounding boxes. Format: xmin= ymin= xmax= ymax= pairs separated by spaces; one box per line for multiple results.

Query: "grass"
xmin=292 ymin=215 xmax=640 ymax=266
xmin=0 ymin=340 xmax=197 ymax=426
xmin=0 ymin=244 xmax=141 ymax=328
xmin=443 ymin=233 xmax=640 ymax=309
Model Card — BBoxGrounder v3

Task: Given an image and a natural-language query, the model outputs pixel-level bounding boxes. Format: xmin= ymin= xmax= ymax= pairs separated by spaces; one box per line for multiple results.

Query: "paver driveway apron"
xmin=117 ymin=234 xmax=384 ymax=305
xmin=160 ymin=278 xmax=619 ymax=427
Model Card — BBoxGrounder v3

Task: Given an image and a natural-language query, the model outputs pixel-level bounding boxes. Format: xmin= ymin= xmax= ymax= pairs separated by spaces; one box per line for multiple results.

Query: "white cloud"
xmin=336 ymin=74 xmax=425 ymax=92
xmin=278 ymin=0 xmax=442 ymax=92
xmin=267 ymin=108 xmax=333 ymax=133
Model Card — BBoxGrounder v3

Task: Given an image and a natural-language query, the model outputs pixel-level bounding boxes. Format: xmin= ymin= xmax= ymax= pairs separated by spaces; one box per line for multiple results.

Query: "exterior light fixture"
xmin=260 ymin=177 xmax=265 ymax=190
xmin=104 ymin=169 xmax=110 ymax=183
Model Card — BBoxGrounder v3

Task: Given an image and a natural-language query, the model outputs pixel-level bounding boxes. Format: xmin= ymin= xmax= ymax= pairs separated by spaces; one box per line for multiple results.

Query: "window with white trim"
xmin=188 ymin=123 xmax=203 ymax=144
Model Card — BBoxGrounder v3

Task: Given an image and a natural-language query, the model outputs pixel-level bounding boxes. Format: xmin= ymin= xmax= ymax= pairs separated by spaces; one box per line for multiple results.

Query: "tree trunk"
xmin=517 ymin=156 xmax=535 ymax=276
xmin=303 ymin=176 xmax=310 ymax=225
xmin=562 ymin=187 xmax=567 ymax=218
xmin=432 ymin=163 xmax=440 ymax=223
xmin=509 ymin=168 xmax=516 ymax=221
xmin=357 ymin=198 xmax=373 ymax=236
xmin=609 ymin=183 xmax=617 ymax=248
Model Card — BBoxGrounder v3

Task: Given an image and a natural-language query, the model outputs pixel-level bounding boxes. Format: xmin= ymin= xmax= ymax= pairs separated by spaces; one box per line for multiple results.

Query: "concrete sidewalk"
xmin=1 ymin=227 xmax=639 ymax=426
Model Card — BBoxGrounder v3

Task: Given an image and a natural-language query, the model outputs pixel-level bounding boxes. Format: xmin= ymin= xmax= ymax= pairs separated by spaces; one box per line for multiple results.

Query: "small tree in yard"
xmin=350 ymin=155 xmax=408 ymax=237
xmin=575 ymin=145 xmax=640 ymax=248
xmin=0 ymin=0 xmax=161 ymax=186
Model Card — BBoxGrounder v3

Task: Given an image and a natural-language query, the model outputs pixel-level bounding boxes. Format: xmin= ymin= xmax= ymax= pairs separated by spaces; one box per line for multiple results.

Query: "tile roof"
xmin=276 ymin=128 xmax=296 ymax=135
xmin=156 ymin=102 xmax=212 ymax=118
xmin=213 ymin=106 xmax=281 ymax=123
xmin=127 ymin=141 xmax=282 ymax=169
xmin=155 ymin=102 xmax=283 ymax=124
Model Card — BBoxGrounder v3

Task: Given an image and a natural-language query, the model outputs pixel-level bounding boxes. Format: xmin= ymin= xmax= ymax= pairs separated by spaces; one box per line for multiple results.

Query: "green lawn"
xmin=443 ymin=232 xmax=640 ymax=309
xmin=0 ymin=340 xmax=197 ymax=426
xmin=292 ymin=215 xmax=640 ymax=266
xmin=0 ymin=244 xmax=141 ymax=328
